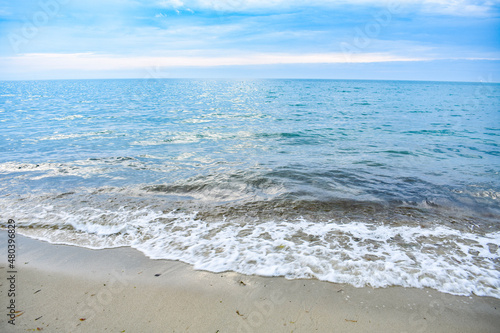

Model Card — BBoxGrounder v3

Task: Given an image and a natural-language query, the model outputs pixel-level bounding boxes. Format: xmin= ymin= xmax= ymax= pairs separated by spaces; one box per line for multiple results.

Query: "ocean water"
xmin=1 ymin=79 xmax=499 ymax=297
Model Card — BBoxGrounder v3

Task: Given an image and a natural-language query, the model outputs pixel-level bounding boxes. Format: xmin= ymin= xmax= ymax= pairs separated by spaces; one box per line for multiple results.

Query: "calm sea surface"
xmin=1 ymin=79 xmax=499 ymax=297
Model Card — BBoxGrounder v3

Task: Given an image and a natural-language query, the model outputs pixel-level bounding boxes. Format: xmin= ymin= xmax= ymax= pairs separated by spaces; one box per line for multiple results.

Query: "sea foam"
xmin=6 ymin=204 xmax=499 ymax=299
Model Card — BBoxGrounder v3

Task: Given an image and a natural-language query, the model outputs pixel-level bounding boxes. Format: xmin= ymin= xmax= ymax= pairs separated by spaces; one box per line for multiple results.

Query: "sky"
xmin=0 ymin=0 xmax=499 ymax=81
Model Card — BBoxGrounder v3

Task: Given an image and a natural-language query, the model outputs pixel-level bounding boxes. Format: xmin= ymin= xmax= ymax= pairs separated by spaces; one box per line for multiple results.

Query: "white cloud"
xmin=1 ymin=52 xmax=427 ymax=74
xmin=5 ymin=50 xmax=498 ymax=77
xmin=421 ymin=0 xmax=498 ymax=16
xmin=157 ymin=0 xmax=185 ymax=7
xmin=152 ymin=0 xmax=499 ymax=16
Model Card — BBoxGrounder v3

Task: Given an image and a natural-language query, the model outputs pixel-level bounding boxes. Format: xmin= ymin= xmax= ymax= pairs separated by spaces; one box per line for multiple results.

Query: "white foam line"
xmin=6 ymin=206 xmax=500 ymax=299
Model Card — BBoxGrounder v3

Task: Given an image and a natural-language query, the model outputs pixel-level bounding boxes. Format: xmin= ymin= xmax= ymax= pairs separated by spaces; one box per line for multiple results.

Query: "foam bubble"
xmin=4 ymin=203 xmax=499 ymax=299
xmin=52 ymin=115 xmax=86 ymax=121
xmin=38 ymin=131 xmax=113 ymax=141
xmin=0 ymin=161 xmax=109 ymax=180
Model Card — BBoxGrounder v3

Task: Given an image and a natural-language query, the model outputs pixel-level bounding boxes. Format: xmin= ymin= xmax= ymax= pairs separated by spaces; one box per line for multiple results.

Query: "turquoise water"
xmin=1 ymin=79 xmax=499 ymax=297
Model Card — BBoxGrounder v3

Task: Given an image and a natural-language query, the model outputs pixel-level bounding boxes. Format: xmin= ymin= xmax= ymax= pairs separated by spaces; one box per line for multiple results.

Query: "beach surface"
xmin=1 ymin=231 xmax=499 ymax=333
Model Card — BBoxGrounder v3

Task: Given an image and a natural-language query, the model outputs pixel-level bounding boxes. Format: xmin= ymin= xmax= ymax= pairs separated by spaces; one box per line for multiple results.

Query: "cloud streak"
xmin=155 ymin=0 xmax=500 ymax=16
xmin=2 ymin=52 xmax=428 ymax=72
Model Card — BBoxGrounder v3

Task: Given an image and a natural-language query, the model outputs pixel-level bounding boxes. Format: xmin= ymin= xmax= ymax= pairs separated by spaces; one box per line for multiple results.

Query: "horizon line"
xmin=1 ymin=77 xmax=499 ymax=84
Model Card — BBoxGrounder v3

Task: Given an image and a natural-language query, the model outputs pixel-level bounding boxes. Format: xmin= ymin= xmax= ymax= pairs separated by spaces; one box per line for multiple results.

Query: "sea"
xmin=1 ymin=78 xmax=499 ymax=298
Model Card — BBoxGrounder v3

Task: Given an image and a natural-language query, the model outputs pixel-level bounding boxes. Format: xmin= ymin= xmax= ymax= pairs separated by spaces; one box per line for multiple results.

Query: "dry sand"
xmin=1 ymin=231 xmax=499 ymax=332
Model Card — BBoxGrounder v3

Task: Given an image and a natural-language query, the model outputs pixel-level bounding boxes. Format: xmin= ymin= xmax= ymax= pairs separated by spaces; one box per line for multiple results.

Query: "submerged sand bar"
xmin=1 ymin=231 xmax=499 ymax=332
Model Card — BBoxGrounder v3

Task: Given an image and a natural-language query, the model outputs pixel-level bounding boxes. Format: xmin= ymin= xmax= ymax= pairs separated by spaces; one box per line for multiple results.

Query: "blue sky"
xmin=0 ymin=0 xmax=499 ymax=81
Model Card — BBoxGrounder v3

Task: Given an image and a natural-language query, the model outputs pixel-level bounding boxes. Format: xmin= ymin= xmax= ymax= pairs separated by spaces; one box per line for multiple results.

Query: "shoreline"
xmin=1 ymin=231 xmax=499 ymax=332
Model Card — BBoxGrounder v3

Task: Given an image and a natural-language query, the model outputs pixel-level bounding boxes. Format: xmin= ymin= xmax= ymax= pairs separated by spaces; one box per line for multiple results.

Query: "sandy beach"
xmin=1 ymin=231 xmax=499 ymax=332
